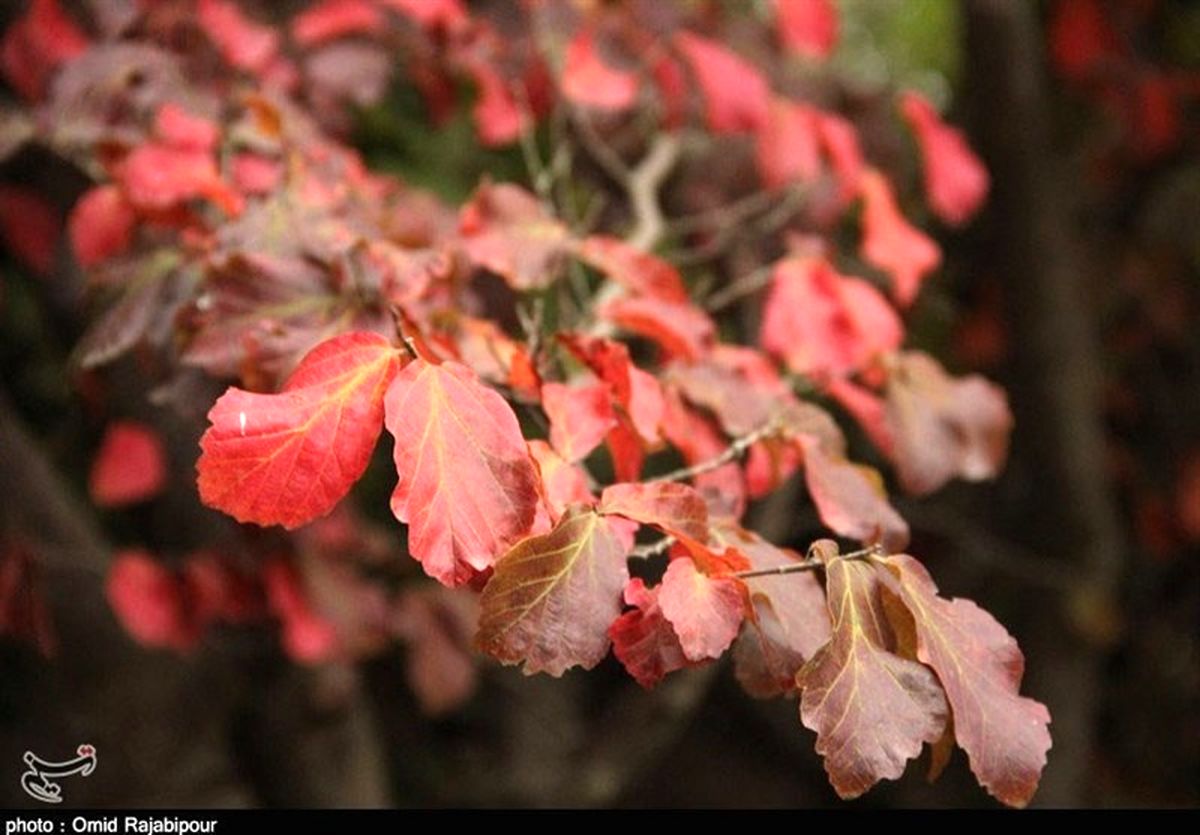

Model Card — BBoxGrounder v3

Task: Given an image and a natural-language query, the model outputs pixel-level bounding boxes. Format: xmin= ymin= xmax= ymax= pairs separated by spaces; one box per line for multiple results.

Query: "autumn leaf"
xmin=198 ymin=0 xmax=280 ymax=75
xmin=885 ymin=351 xmax=1013 ymax=495
xmin=859 ymin=168 xmax=942 ymax=308
xmin=542 ymin=380 xmax=617 ymax=464
xmin=154 ymin=102 xmax=220 ymax=152
xmin=393 ymin=586 xmax=480 ymax=716
xmin=599 ymin=296 xmax=716 ymax=361
xmin=775 ymin=0 xmax=839 ymax=60
xmin=458 ymin=181 xmax=571 ymax=289
xmin=814 ymin=110 xmax=864 ymax=201
xmin=797 ymin=556 xmax=948 ymax=799
xmin=528 ymin=440 xmax=595 ymax=523
xmin=90 ymin=421 xmax=167 ymax=508
xmin=385 ymin=358 xmax=542 ymax=587
xmin=674 ymin=31 xmax=769 ymax=134
xmin=475 ymin=506 xmax=629 ymax=676
xmin=576 ymin=236 xmax=688 ymax=302
xmin=106 ymin=550 xmax=198 ymax=652
xmin=658 ymin=556 xmax=746 ymax=662
xmin=561 ymin=30 xmax=638 ymax=112
xmin=712 ymin=522 xmax=831 ymax=697
xmin=881 ymin=555 xmax=1052 ymax=807
xmin=197 ymin=331 xmax=402 ymax=530
xmin=667 ymin=345 xmax=792 ymax=437
xmin=0 ymin=0 xmax=89 ymax=101
xmin=69 ymin=185 xmax=137 ymax=268
xmin=466 ymin=63 xmax=527 ymax=147
xmin=598 ymin=481 xmax=709 ymax=543
xmin=291 ymin=0 xmax=384 ymax=48
xmin=609 ymin=577 xmax=690 ymax=688
xmin=756 ymin=98 xmax=822 ymax=190
xmin=798 ymin=435 xmax=910 ymax=551
xmin=899 ymin=91 xmax=990 ymax=226
xmin=760 ymin=256 xmax=903 ymax=378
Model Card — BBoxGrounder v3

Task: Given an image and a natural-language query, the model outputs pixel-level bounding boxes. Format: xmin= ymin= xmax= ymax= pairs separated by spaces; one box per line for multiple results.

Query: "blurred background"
xmin=0 ymin=0 xmax=1197 ymax=809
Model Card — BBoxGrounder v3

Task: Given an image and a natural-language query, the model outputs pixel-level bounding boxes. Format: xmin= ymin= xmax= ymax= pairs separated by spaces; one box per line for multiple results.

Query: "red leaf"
xmin=383 ymin=0 xmax=468 ymax=33
xmin=824 ymin=376 xmax=895 ymax=457
xmin=292 ymin=0 xmax=384 ymax=48
xmin=197 ymin=331 xmax=402 ymax=530
xmin=760 ymin=256 xmax=903 ymax=378
xmin=756 ymin=98 xmax=822 ymax=190
xmin=475 ymin=507 xmax=629 ymax=676
xmin=598 ymin=481 xmax=709 ymax=542
xmin=576 ymin=236 xmax=689 ymax=302
xmin=798 ymin=434 xmax=910 ymax=551
xmin=561 ymin=30 xmax=638 ymax=112
xmin=900 ymin=91 xmax=989 ymax=226
xmin=668 ymin=345 xmax=791 ymax=437
xmin=69 ymin=185 xmax=136 ymax=268
xmin=385 ymin=358 xmax=541 ymax=587
xmin=106 ymin=550 xmax=197 ymax=651
xmin=0 ymin=0 xmax=89 ymax=101
xmin=198 ymin=0 xmax=280 ymax=75
xmin=231 ymin=153 xmax=284 ymax=195
xmin=882 ymin=555 xmax=1052 ymax=808
xmin=154 ymin=102 xmax=220 ymax=152
xmin=0 ymin=185 xmax=59 ymax=275
xmin=885 ymin=351 xmax=1012 ymax=495
xmin=673 ymin=31 xmax=769 ymax=134
xmin=658 ymin=556 xmax=745 ymax=661
xmin=651 ymin=55 xmax=688 ymax=130
xmin=1048 ymin=0 xmax=1121 ymax=82
xmin=797 ymin=556 xmax=948 ymax=799
xmin=458 ymin=181 xmax=571 ymax=289
xmin=859 ymin=168 xmax=941 ymax=308
xmin=559 ymin=333 xmax=665 ymax=446
xmin=609 ymin=577 xmax=690 ymax=688
xmin=118 ymin=142 xmax=239 ymax=214
xmin=467 ymin=62 xmax=526 ymax=147
xmin=393 ymin=586 xmax=479 ymax=716
xmin=775 ymin=0 xmax=839 ymax=60
xmin=814 ymin=110 xmax=863 ymax=201
xmin=89 ymin=421 xmax=167 ymax=508
xmin=542 ymin=380 xmax=617 ymax=463
xmin=528 ymin=440 xmax=595 ymax=522
xmin=262 ymin=557 xmax=338 ymax=663
xmin=713 ymin=523 xmax=830 ymax=697
xmin=599 ymin=296 xmax=715 ymax=361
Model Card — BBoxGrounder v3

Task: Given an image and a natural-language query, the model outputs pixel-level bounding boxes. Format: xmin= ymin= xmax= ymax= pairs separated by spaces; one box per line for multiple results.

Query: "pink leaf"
xmin=899 ymin=91 xmax=990 ymax=226
xmin=561 ymin=30 xmax=638 ymax=111
xmin=658 ymin=556 xmax=746 ymax=662
xmin=90 ymin=421 xmax=167 ymax=508
xmin=859 ymin=168 xmax=942 ymax=307
xmin=69 ymin=185 xmax=136 ymax=268
xmin=674 ymin=31 xmax=769 ymax=134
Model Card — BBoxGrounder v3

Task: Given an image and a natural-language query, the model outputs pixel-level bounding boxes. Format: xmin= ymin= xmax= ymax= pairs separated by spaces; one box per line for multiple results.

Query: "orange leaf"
xmin=385 ymin=358 xmax=541 ymax=587
xmin=197 ymin=331 xmax=402 ymax=529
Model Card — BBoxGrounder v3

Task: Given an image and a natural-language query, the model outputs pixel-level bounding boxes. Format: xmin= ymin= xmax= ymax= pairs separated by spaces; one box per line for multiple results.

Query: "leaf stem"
xmin=731 ymin=544 xmax=885 ymax=580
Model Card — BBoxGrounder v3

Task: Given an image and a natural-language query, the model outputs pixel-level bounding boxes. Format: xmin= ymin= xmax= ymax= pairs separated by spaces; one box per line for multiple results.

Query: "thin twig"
xmin=731 ymin=544 xmax=883 ymax=580
xmin=704 ymin=265 xmax=774 ymax=313
xmin=571 ymin=108 xmax=631 ymax=184
xmin=649 ymin=419 xmax=778 ymax=484
xmin=625 ymin=133 xmax=682 ymax=251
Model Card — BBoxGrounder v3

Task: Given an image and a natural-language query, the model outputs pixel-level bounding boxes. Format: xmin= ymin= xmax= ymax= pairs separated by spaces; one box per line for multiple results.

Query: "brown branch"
xmin=625 ymin=133 xmax=682 ymax=252
xmin=649 ymin=419 xmax=778 ymax=484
